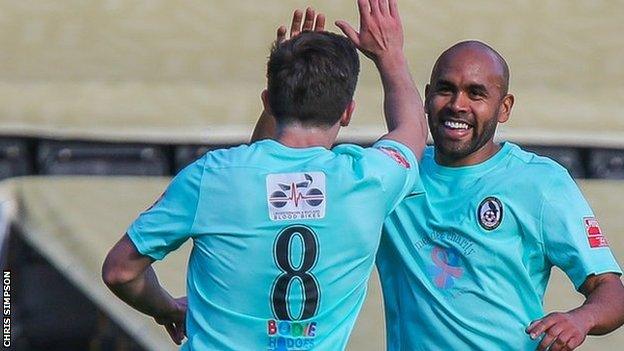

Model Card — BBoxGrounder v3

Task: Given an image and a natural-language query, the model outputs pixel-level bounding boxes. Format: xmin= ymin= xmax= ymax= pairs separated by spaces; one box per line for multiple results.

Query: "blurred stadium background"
xmin=0 ymin=1 xmax=622 ymax=350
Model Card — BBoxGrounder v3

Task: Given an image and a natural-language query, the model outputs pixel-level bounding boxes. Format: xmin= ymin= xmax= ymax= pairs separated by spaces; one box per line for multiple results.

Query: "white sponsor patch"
xmin=266 ymin=172 xmax=326 ymax=221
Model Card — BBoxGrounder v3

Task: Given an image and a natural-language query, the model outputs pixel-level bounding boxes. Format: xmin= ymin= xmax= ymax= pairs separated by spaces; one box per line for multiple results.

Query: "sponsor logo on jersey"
xmin=267 ymin=320 xmax=317 ymax=351
xmin=477 ymin=197 xmax=503 ymax=230
xmin=377 ymin=146 xmax=411 ymax=169
xmin=266 ymin=172 xmax=326 ymax=221
xmin=583 ymin=217 xmax=609 ymax=248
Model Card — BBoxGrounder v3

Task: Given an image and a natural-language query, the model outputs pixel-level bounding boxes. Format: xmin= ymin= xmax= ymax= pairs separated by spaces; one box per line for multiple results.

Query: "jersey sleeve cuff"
xmin=126 ymin=224 xmax=166 ymax=261
xmin=570 ymin=265 xmax=623 ymax=291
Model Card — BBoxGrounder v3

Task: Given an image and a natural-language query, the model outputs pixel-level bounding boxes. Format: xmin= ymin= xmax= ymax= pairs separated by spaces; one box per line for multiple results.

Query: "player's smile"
xmin=440 ymin=118 xmax=473 ymax=140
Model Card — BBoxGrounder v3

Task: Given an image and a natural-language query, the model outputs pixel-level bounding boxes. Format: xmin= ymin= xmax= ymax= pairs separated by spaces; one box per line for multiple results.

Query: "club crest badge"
xmin=478 ymin=197 xmax=503 ymax=230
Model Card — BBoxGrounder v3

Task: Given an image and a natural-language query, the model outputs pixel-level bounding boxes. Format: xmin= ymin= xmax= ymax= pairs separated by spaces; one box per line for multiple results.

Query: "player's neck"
xmin=435 ymin=141 xmax=502 ymax=167
xmin=276 ymin=124 xmax=339 ymax=149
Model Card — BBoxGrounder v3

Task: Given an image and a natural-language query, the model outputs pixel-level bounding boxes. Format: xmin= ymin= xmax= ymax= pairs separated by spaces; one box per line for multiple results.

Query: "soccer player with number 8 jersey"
xmin=102 ymin=1 xmax=427 ymax=350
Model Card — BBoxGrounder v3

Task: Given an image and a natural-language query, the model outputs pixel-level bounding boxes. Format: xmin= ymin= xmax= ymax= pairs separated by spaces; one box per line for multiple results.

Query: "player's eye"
xmin=436 ymin=85 xmax=453 ymax=94
xmin=469 ymin=88 xmax=487 ymax=99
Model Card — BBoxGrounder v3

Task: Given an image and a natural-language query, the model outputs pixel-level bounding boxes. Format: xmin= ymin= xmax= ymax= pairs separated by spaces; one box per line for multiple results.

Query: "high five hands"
xmin=336 ymin=0 xmax=404 ymax=65
xmin=276 ymin=7 xmax=325 ymax=44
xmin=278 ymin=1 xmax=405 ymax=64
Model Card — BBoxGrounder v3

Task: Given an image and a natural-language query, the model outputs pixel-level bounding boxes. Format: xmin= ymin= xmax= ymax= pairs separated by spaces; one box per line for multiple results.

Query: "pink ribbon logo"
xmin=430 ymin=246 xmax=463 ymax=289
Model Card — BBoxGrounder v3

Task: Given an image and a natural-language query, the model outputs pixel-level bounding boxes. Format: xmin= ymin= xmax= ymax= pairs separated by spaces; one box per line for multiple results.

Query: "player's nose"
xmin=449 ymin=91 xmax=470 ymax=114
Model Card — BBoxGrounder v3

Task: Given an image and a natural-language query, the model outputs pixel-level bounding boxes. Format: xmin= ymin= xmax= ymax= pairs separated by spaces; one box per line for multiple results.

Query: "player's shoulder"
xmin=331 ymin=142 xmax=387 ymax=165
xmin=198 ymin=143 xmax=255 ymax=167
xmin=334 ymin=140 xmax=415 ymax=167
xmin=506 ymin=142 xmax=569 ymax=177
xmin=331 ymin=141 xmax=416 ymax=192
xmin=331 ymin=142 xmax=367 ymax=159
xmin=503 ymin=143 xmax=578 ymax=198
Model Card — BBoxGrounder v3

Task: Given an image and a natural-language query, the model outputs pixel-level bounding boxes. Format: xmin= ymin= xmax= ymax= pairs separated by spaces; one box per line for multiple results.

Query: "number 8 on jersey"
xmin=271 ymin=225 xmax=320 ymax=321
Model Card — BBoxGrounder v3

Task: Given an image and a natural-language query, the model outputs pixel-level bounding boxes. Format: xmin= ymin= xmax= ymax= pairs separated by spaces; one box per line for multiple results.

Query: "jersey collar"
xmin=425 ymin=142 xmax=515 ymax=177
xmin=256 ymin=139 xmax=329 ymax=156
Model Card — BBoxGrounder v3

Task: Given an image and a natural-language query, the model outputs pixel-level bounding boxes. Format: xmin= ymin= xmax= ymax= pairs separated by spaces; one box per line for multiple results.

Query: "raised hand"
xmin=276 ymin=7 xmax=326 ymax=44
xmin=335 ymin=0 xmax=403 ymax=64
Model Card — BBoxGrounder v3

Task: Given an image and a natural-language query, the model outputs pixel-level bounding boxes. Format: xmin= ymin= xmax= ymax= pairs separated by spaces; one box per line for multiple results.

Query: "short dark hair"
xmin=267 ymin=31 xmax=360 ymax=129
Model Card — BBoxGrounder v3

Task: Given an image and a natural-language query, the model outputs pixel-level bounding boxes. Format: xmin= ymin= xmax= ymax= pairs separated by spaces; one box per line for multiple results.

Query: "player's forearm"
xmin=377 ymin=54 xmax=427 ymax=157
xmin=251 ymin=110 xmax=277 ymax=143
xmin=106 ymin=265 xmax=176 ymax=319
xmin=573 ymin=274 xmax=624 ymax=335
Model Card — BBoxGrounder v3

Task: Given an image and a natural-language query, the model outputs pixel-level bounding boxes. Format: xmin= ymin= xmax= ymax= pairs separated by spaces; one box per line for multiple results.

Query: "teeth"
xmin=444 ymin=121 xmax=469 ymax=130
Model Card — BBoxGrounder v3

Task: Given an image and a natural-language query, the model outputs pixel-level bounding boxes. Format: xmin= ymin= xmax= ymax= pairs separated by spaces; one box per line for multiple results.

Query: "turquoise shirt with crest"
xmin=127 ymin=139 xmax=421 ymax=351
xmin=379 ymin=142 xmax=622 ymax=350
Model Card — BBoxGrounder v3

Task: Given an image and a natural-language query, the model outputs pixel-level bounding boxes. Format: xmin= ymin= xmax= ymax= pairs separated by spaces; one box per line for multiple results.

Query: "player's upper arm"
xmin=578 ymin=272 xmax=623 ymax=298
xmin=367 ymin=139 xmax=423 ymax=214
xmin=126 ymin=157 xmax=205 ymax=260
xmin=102 ymin=233 xmax=154 ymax=286
xmin=380 ymin=122 xmax=428 ymax=161
xmin=540 ymin=171 xmax=622 ymax=289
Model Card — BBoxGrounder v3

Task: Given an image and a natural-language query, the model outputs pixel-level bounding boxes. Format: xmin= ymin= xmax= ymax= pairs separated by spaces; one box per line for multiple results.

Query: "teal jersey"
xmin=127 ymin=139 xmax=421 ymax=351
xmin=379 ymin=142 xmax=622 ymax=350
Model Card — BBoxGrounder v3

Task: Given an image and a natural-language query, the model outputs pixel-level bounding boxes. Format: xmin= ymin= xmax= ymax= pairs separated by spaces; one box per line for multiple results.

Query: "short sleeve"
xmin=127 ymin=158 xmax=204 ymax=260
xmin=369 ymin=139 xmax=423 ymax=215
xmin=541 ymin=172 xmax=622 ymax=289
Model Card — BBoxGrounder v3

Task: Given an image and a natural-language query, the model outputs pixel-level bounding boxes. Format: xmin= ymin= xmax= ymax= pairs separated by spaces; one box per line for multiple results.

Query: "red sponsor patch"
xmin=378 ymin=147 xmax=411 ymax=169
xmin=584 ymin=217 xmax=609 ymax=248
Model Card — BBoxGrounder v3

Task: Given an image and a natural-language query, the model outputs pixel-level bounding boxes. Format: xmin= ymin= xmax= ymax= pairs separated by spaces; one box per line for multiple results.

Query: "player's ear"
xmin=340 ymin=100 xmax=355 ymax=127
xmin=424 ymin=84 xmax=431 ymax=115
xmin=498 ymin=93 xmax=514 ymax=124
xmin=261 ymin=89 xmax=273 ymax=115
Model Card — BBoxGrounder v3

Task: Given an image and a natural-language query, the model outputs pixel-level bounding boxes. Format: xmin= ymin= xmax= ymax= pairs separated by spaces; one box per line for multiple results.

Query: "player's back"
xmin=128 ymin=139 xmax=418 ymax=351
